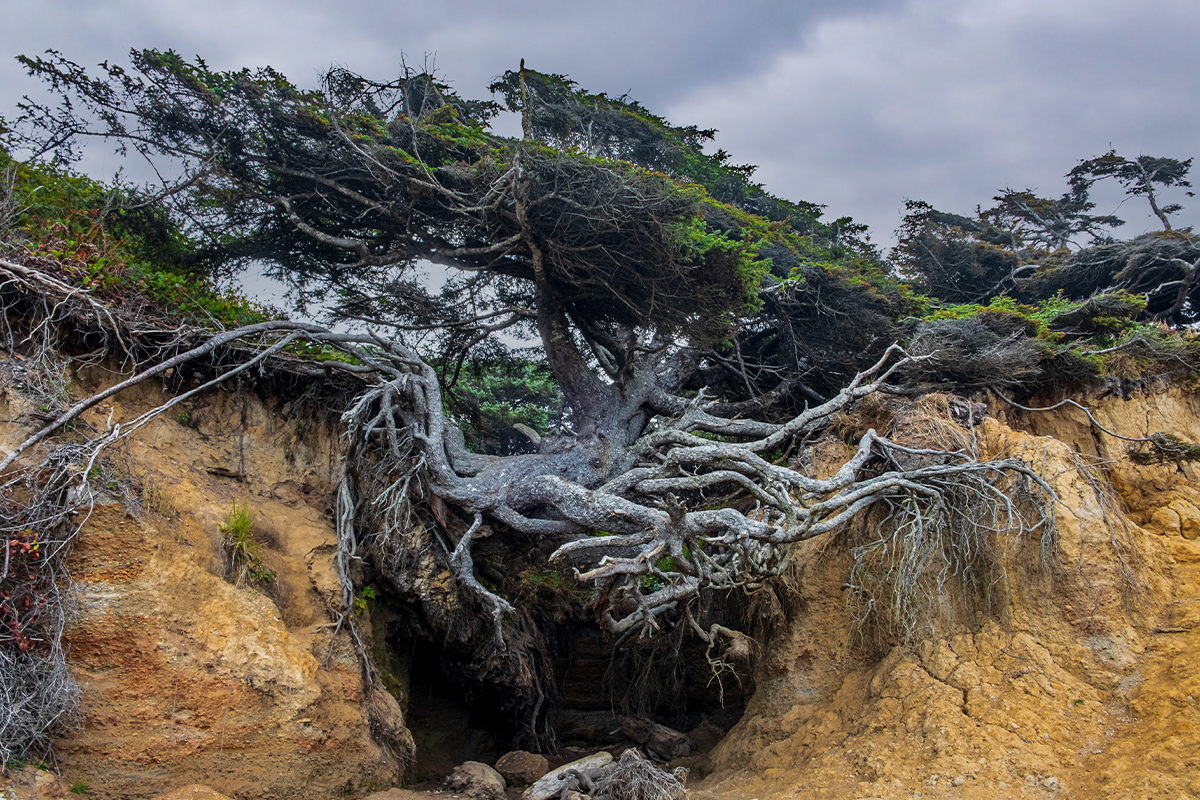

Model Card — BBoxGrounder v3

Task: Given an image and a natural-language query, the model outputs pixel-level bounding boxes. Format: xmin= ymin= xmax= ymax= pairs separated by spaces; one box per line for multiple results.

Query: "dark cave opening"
xmin=387 ymin=615 xmax=749 ymax=783
xmin=395 ymin=634 xmax=518 ymax=782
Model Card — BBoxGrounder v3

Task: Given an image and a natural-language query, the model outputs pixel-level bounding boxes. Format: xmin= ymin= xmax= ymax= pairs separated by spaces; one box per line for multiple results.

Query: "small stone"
xmin=1041 ymin=776 xmax=1060 ymax=790
xmin=495 ymin=751 xmax=549 ymax=786
xmin=953 ymin=776 xmax=966 ymax=787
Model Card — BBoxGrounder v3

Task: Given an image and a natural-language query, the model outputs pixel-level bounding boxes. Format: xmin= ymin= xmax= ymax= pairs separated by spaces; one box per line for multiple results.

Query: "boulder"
xmin=618 ymin=716 xmax=694 ymax=760
xmin=496 ymin=750 xmax=550 ymax=786
xmin=524 ymin=752 xmax=613 ymax=800
xmin=687 ymin=719 xmax=726 ymax=754
xmin=446 ymin=761 xmax=506 ymax=800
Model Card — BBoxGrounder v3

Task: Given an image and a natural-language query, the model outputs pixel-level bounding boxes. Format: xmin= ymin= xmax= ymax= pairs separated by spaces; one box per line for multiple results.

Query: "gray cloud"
xmin=3 ymin=0 xmax=1197 ymax=249
xmin=1 ymin=0 xmax=888 ymax=111
xmin=668 ymin=0 xmax=1200 ymax=242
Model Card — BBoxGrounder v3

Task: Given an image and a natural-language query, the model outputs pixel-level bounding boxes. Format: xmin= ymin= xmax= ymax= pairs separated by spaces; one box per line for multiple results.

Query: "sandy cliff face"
xmin=7 ymin=350 xmax=1200 ymax=800
xmin=698 ymin=386 xmax=1200 ymax=799
xmin=1 ymin=358 xmax=400 ymax=799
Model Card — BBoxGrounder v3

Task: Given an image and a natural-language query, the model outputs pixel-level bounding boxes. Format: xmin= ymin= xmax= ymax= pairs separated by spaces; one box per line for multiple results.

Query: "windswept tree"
xmin=13 ymin=51 xmax=1053 ymax=747
xmin=897 ymin=152 xmax=1198 ymax=325
xmin=1069 ymin=150 xmax=1194 ymax=232
xmin=892 ymin=200 xmax=1026 ymax=302
xmin=981 ymin=184 xmax=1122 ymax=252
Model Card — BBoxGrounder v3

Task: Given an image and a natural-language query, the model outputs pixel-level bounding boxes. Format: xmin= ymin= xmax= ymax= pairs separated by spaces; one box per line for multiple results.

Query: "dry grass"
xmin=141 ymin=479 xmax=178 ymax=518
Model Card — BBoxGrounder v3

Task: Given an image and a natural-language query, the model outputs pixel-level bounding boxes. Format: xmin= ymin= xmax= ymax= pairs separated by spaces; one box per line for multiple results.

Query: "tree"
xmin=981 ymin=184 xmax=1122 ymax=252
xmin=1069 ymin=150 xmax=1194 ymax=232
xmin=13 ymin=50 xmax=1052 ymax=748
xmin=893 ymin=199 xmax=1026 ymax=302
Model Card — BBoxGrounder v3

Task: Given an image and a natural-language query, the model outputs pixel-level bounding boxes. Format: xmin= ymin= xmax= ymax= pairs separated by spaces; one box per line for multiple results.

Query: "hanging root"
xmin=0 ymin=437 xmax=107 ymax=762
xmin=844 ymin=453 xmax=1055 ymax=645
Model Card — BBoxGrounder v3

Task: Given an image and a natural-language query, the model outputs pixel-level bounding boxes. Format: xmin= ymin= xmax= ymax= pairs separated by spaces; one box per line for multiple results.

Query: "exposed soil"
xmin=5 ymin=357 xmax=1200 ymax=800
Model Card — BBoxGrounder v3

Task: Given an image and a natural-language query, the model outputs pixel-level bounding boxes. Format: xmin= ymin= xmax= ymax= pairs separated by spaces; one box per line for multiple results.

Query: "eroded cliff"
xmin=697 ymin=384 xmax=1200 ymax=799
xmin=4 ymin=352 xmax=1200 ymax=800
xmin=1 ymin=355 xmax=401 ymax=799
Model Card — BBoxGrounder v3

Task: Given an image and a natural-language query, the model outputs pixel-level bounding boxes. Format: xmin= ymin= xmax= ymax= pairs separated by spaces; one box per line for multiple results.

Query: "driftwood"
xmin=523 ymin=749 xmax=689 ymax=800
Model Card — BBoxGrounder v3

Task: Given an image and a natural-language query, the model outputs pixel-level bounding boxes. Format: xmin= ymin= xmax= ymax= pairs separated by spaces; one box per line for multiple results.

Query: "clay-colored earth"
xmin=696 ymin=386 xmax=1200 ymax=799
xmin=2 ymin=359 xmax=400 ymax=799
xmin=4 ymin=355 xmax=1200 ymax=799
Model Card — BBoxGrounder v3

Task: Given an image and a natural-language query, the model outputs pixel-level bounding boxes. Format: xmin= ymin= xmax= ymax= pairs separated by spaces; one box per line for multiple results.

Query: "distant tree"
xmin=892 ymin=200 xmax=1025 ymax=302
xmin=1017 ymin=233 xmax=1200 ymax=325
xmin=1069 ymin=150 xmax=1194 ymax=231
xmin=981 ymin=184 xmax=1122 ymax=251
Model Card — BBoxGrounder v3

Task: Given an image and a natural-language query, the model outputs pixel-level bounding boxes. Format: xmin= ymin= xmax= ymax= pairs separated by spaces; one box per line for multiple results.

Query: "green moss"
xmin=1128 ymin=432 xmax=1200 ymax=466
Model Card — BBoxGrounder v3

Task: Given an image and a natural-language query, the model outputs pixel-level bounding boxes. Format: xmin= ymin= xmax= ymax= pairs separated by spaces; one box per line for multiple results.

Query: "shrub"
xmin=220 ymin=500 xmax=273 ymax=585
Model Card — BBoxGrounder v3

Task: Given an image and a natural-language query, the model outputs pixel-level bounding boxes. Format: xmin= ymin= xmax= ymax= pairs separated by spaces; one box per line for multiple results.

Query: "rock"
xmin=157 ymin=788 xmax=237 ymax=800
xmin=687 ymin=719 xmax=727 ymax=754
xmin=446 ymin=761 xmax=506 ymax=800
xmin=364 ymin=791 xmax=430 ymax=800
xmin=524 ymin=752 xmax=613 ymax=800
xmin=618 ymin=715 xmax=694 ymax=759
xmin=1148 ymin=505 xmax=1182 ymax=535
xmin=3 ymin=766 xmax=70 ymax=800
xmin=1171 ymin=500 xmax=1200 ymax=539
xmin=496 ymin=750 xmax=550 ymax=786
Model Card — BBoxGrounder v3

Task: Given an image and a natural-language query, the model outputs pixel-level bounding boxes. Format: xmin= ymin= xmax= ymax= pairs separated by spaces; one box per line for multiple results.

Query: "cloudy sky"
xmin=2 ymin=0 xmax=1198 ymax=248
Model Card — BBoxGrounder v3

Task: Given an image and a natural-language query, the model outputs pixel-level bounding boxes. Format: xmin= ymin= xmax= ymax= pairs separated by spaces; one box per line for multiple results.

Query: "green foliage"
xmin=16 ymin=51 xmax=879 ymax=368
xmin=893 ymin=199 xmax=1027 ymax=304
xmin=0 ymin=143 xmax=279 ymax=329
xmin=447 ymin=359 xmax=563 ymax=455
xmin=129 ymin=264 xmax=276 ymax=328
xmin=353 ymin=585 xmax=376 ymax=616
xmin=519 ymin=568 xmax=590 ymax=604
xmin=221 ymin=499 xmax=253 ymax=541
xmin=1128 ymin=432 xmax=1200 ymax=466
xmin=15 ymin=50 xmax=1200 ymax=399
xmin=523 ymin=569 xmax=571 ymax=590
xmin=639 ymin=554 xmax=679 ymax=592
xmin=70 ymin=779 xmax=88 ymax=795
xmin=1069 ymin=150 xmax=1194 ymax=231
xmin=982 ymin=185 xmax=1123 ymax=251
xmin=220 ymin=500 xmax=273 ymax=585
xmin=285 ymin=341 xmax=361 ymax=365
xmin=668 ymin=212 xmax=772 ymax=313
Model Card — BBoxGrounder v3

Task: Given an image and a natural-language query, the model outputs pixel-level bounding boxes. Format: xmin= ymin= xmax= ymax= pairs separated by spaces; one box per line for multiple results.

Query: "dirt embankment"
xmin=697 ymin=384 xmax=1200 ymax=800
xmin=1 ymin=355 xmax=400 ymax=799
xmin=6 ymin=349 xmax=1200 ymax=800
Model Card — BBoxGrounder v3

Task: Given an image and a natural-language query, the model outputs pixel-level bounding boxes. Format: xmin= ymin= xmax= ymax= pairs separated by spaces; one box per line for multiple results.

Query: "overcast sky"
xmin=3 ymin=0 xmax=1198 ymax=250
